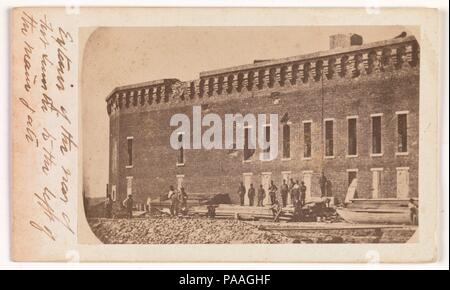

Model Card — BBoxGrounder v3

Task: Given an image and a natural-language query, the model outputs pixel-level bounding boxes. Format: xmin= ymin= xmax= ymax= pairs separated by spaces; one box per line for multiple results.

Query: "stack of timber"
xmin=338 ymin=181 xmax=418 ymax=225
xmin=150 ymin=193 xmax=231 ymax=209
xmin=190 ymin=204 xmax=294 ymax=221
xmin=346 ymin=198 xmax=416 ymax=209
xmin=336 ymin=198 xmax=418 ymax=225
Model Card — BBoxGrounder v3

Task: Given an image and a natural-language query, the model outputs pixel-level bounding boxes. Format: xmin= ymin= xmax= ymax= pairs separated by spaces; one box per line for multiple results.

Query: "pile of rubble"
xmin=88 ymin=217 xmax=293 ymax=244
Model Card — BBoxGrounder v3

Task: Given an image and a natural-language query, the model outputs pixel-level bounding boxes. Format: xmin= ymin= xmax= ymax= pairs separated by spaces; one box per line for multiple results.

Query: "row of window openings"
xmin=243 ymin=112 xmax=408 ymax=162
xmin=125 ymin=113 xmax=408 ymax=167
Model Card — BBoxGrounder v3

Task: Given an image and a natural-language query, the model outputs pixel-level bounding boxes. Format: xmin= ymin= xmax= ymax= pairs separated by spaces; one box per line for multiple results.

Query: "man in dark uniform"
xmin=104 ymin=193 xmax=113 ymax=218
xmin=288 ymin=178 xmax=295 ymax=205
xmin=292 ymin=180 xmax=300 ymax=203
xmin=257 ymin=185 xmax=266 ymax=207
xmin=122 ymin=194 xmax=133 ymax=219
xmin=168 ymin=185 xmax=178 ymax=216
xmin=268 ymin=180 xmax=278 ymax=205
xmin=300 ymin=181 xmax=307 ymax=207
xmin=238 ymin=182 xmax=246 ymax=206
xmin=248 ymin=184 xmax=256 ymax=206
xmin=280 ymin=179 xmax=289 ymax=207
xmin=319 ymin=172 xmax=328 ymax=197
xmin=178 ymin=186 xmax=188 ymax=215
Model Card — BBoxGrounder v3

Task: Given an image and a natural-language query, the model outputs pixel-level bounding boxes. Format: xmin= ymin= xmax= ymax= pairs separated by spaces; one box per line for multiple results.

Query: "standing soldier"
xmin=268 ymin=180 xmax=278 ymax=205
xmin=247 ymin=184 xmax=256 ymax=206
xmin=300 ymin=181 xmax=307 ymax=207
xmin=292 ymin=180 xmax=301 ymax=204
xmin=104 ymin=193 xmax=113 ymax=218
xmin=178 ymin=187 xmax=188 ymax=215
xmin=289 ymin=178 xmax=295 ymax=205
xmin=168 ymin=185 xmax=178 ymax=216
xmin=122 ymin=194 xmax=133 ymax=219
xmin=280 ymin=179 xmax=289 ymax=207
xmin=319 ymin=171 xmax=328 ymax=197
xmin=237 ymin=182 xmax=246 ymax=206
xmin=257 ymin=185 xmax=266 ymax=207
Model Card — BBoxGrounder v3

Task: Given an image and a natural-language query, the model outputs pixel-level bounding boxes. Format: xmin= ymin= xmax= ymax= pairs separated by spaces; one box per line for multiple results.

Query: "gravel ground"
xmin=88 ymin=217 xmax=293 ymax=244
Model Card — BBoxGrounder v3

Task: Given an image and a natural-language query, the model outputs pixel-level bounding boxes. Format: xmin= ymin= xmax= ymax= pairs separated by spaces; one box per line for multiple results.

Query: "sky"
xmin=81 ymin=26 xmax=417 ymax=197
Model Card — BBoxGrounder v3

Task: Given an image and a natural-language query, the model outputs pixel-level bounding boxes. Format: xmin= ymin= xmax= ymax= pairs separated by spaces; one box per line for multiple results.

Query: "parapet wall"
xmin=106 ymin=35 xmax=419 ymax=115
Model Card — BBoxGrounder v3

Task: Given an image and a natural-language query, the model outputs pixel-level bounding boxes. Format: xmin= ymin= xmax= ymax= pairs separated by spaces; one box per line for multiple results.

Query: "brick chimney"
xmin=329 ymin=33 xmax=363 ymax=49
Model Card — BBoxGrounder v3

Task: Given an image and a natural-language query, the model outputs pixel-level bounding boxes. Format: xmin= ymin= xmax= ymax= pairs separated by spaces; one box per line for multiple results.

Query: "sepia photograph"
xmin=82 ymin=26 xmax=421 ymax=245
xmin=8 ymin=5 xmax=444 ymax=266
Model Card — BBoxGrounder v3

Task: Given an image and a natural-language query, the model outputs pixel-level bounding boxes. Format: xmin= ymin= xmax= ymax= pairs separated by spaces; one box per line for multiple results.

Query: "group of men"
xmin=237 ymin=178 xmax=308 ymax=208
xmin=168 ymin=185 xmax=189 ymax=216
xmin=103 ymin=172 xmax=331 ymax=220
xmin=103 ymin=185 xmax=189 ymax=219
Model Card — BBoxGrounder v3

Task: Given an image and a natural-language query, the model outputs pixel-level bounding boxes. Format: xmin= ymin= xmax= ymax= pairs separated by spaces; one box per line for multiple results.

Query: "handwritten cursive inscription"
xmin=16 ymin=10 xmax=77 ymax=242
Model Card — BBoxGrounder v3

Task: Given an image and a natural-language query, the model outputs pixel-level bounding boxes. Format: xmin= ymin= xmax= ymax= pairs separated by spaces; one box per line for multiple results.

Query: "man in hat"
xmin=104 ymin=193 xmax=113 ymax=218
xmin=122 ymin=194 xmax=133 ymax=219
xmin=280 ymin=179 xmax=289 ymax=207
xmin=168 ymin=185 xmax=179 ymax=216
xmin=268 ymin=180 xmax=278 ymax=205
xmin=300 ymin=181 xmax=307 ymax=207
xmin=257 ymin=185 xmax=266 ymax=207
xmin=237 ymin=182 xmax=246 ymax=206
xmin=247 ymin=183 xmax=256 ymax=206
xmin=319 ymin=171 xmax=328 ymax=198
xmin=178 ymin=186 xmax=188 ymax=215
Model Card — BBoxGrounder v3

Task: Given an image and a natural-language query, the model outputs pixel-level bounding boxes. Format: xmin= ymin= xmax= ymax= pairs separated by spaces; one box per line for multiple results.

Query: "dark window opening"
xmin=304 ymin=122 xmax=312 ymax=158
xmin=263 ymin=125 xmax=271 ymax=155
xmin=348 ymin=118 xmax=357 ymax=156
xmin=372 ymin=116 xmax=382 ymax=154
xmin=127 ymin=138 xmax=133 ymax=166
xmin=325 ymin=120 xmax=334 ymax=157
xmin=177 ymin=134 xmax=184 ymax=164
xmin=283 ymin=123 xmax=290 ymax=159
xmin=397 ymin=114 xmax=408 ymax=153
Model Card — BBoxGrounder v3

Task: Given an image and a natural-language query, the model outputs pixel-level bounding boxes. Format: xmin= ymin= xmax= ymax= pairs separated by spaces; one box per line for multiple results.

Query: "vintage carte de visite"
xmin=11 ymin=7 xmax=442 ymax=262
